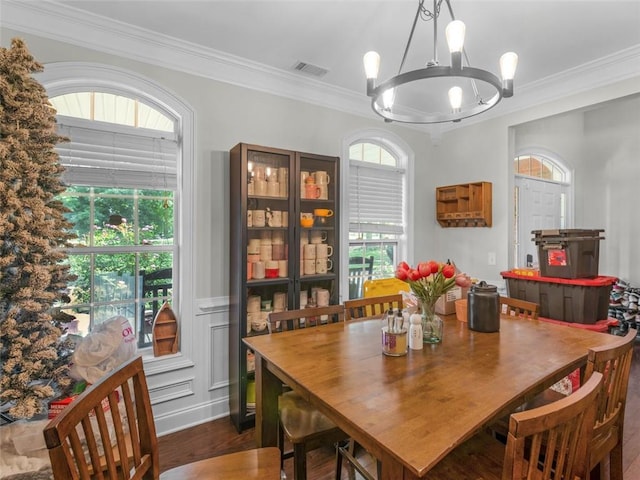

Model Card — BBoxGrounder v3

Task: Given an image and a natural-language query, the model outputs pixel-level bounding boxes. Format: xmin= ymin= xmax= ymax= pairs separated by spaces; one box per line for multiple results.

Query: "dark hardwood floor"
xmin=159 ymin=339 xmax=640 ymax=479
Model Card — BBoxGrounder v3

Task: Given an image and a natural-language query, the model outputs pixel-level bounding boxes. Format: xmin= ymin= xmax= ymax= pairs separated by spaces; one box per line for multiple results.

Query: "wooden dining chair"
xmin=491 ymin=328 xmax=636 ymax=480
xmin=343 ymin=293 xmax=404 ymax=321
xmin=424 ymin=371 xmax=604 ymax=480
xmin=267 ymin=305 xmax=348 ymax=480
xmin=43 ymin=356 xmax=280 ymax=480
xmin=499 ymin=295 xmax=540 ymax=319
xmin=583 ymin=328 xmax=636 ymax=480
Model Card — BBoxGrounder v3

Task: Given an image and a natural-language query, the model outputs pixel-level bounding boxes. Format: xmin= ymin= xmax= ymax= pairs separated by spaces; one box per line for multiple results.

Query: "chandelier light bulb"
xmin=448 ymin=86 xmax=463 ymax=111
xmin=499 ymin=52 xmax=518 ymax=80
xmin=363 ymin=51 xmax=381 ymax=79
xmin=445 ymin=20 xmax=466 ymax=53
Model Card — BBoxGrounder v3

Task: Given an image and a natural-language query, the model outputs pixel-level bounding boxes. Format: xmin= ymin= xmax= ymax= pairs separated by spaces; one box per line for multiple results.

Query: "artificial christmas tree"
xmin=0 ymin=38 xmax=75 ymax=419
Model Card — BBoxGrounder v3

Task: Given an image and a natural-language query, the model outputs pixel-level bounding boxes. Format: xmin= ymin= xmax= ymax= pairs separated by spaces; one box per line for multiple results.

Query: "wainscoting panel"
xmin=147 ymin=296 xmax=231 ymax=436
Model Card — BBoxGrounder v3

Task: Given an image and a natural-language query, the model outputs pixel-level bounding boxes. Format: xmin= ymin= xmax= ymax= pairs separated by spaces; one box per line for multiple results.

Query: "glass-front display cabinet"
xmin=228 ymin=143 xmax=340 ymax=432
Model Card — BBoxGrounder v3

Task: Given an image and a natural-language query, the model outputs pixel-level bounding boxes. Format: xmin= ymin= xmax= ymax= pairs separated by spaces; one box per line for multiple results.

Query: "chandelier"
xmin=363 ymin=0 xmax=518 ymax=124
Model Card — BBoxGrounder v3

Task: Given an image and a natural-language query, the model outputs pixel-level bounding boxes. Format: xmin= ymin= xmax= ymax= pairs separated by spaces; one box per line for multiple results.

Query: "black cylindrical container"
xmin=467 ymin=281 xmax=500 ymax=332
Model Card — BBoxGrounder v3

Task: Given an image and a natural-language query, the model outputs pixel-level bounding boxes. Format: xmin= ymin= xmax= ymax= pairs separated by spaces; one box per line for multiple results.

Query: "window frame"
xmin=341 ymin=129 xmax=414 ymax=301
xmin=38 ymin=62 xmax=195 ymax=368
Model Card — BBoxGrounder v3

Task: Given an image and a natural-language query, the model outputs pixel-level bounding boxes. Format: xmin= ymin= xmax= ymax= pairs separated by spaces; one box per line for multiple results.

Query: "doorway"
xmin=513 ymin=155 xmax=572 ymax=269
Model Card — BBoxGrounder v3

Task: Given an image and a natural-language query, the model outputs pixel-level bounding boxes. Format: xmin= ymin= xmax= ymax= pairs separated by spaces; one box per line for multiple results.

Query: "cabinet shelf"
xmin=436 ymin=181 xmax=492 ymax=227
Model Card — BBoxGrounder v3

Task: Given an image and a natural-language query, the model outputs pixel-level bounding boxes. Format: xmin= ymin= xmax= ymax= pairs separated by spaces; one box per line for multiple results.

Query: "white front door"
xmin=515 ymin=177 xmax=569 ymax=268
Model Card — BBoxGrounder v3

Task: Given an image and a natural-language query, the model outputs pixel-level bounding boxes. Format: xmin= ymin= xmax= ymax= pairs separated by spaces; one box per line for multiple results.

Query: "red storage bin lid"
xmin=501 ymin=271 xmax=617 ymax=287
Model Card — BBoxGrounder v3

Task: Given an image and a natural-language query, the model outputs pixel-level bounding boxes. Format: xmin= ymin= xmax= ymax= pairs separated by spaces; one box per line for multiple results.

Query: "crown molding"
xmin=3 ymin=0 xmax=639 ymax=137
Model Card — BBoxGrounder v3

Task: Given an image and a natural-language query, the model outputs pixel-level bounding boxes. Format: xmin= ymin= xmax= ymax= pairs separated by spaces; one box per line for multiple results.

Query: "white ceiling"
xmin=3 ymin=0 xmax=640 ymax=130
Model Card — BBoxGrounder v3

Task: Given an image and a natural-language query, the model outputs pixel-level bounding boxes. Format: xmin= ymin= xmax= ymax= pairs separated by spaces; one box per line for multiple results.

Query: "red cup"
xmin=265 ymin=268 xmax=279 ymax=278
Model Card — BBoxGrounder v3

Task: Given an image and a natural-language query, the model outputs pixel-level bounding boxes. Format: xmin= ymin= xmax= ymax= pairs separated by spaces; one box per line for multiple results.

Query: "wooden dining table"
xmin=243 ymin=314 xmax=619 ymax=479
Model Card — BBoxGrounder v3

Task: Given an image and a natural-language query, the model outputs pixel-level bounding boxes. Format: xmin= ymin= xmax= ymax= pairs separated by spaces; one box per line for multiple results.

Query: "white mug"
xmin=253 ymin=261 xmax=265 ymax=279
xmin=254 ymin=179 xmax=267 ymax=196
xmin=267 ymin=210 xmax=282 ymax=227
xmin=315 ymin=257 xmax=333 ymax=274
xmin=273 ymin=291 xmax=287 ymax=310
xmin=259 ymin=244 xmax=272 ymax=261
xmin=300 ymin=171 xmax=309 ymax=198
xmin=303 ymin=259 xmax=316 ymax=275
xmin=313 ymin=171 xmax=330 ymax=185
xmin=300 ymin=290 xmax=308 ymax=307
xmin=253 ymin=209 xmax=266 ymax=227
xmin=310 ymin=231 xmax=327 ymax=244
xmin=267 ymin=181 xmax=280 ymax=197
xmin=318 ymin=184 xmax=328 ymax=200
xmin=247 ymin=295 xmax=261 ymax=313
xmin=315 ymin=244 xmax=333 ymax=258
xmin=278 ymin=168 xmax=288 ymax=197
xmin=277 ymin=260 xmax=288 ymax=278
xmin=316 ymin=288 xmax=330 ymax=307
xmin=247 ymin=312 xmax=260 ymax=334
xmin=248 ymin=238 xmax=261 ymax=254
xmin=303 ymin=243 xmax=316 ymax=259
xmin=253 ymin=164 xmax=266 ymax=180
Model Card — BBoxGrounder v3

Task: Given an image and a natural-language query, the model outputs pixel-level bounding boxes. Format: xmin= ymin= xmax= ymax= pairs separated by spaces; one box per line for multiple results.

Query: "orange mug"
xmin=304 ymin=183 xmax=320 ymax=199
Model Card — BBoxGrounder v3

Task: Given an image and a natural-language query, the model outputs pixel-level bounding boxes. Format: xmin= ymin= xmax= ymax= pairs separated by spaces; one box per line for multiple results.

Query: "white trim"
xmin=38 ymin=62 xmax=197 ymax=373
xmin=3 ymin=0 xmax=639 ymax=137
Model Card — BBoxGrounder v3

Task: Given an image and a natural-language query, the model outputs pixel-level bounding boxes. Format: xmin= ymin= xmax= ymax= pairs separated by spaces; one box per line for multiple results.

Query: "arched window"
xmin=40 ymin=63 xmax=194 ymax=352
xmin=343 ymin=132 xmax=413 ymax=300
xmin=514 ymin=154 xmax=567 ymax=182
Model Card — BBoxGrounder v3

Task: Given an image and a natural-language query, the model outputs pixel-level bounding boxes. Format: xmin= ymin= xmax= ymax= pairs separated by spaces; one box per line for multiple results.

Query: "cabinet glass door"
xmin=297 ymin=153 xmax=339 ymax=309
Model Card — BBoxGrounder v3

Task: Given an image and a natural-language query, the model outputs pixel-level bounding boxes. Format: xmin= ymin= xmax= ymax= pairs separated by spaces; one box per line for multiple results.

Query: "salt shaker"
xmin=409 ymin=313 xmax=423 ymax=350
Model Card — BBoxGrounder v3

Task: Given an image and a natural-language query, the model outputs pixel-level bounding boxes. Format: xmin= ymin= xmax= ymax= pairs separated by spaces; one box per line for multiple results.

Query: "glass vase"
xmin=421 ymin=301 xmax=443 ymax=344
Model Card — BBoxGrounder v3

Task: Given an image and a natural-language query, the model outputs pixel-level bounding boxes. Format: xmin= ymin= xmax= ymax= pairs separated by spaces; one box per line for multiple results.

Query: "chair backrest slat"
xmin=268 ymin=304 xmax=345 ymax=333
xmin=43 ymin=356 xmax=159 ymax=480
xmin=584 ymin=328 xmax=636 ymax=471
xmin=499 ymin=296 xmax=539 ymax=319
xmin=344 ymin=294 xmax=404 ymax=321
xmin=504 ymin=371 xmax=604 ymax=480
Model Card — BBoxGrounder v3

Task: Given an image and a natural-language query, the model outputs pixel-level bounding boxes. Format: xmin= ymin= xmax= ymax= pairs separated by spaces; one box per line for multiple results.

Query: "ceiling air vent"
xmin=292 ymin=61 xmax=329 ymax=78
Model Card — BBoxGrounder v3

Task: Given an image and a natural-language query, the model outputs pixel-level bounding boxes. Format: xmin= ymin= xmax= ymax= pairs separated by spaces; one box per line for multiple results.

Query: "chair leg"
xmin=293 ymin=442 xmax=307 ymax=480
xmin=335 ymin=442 xmax=344 ymax=480
xmin=278 ymin=424 xmax=285 ymax=470
xmin=609 ymin=443 xmax=624 ymax=480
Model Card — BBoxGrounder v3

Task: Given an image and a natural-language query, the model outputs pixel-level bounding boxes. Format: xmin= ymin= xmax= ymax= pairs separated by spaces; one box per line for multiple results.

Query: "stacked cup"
xmin=302 ymin=242 xmax=316 ymax=275
xmin=248 ymin=239 xmax=262 ymax=279
xmin=313 ymin=170 xmax=330 ymax=200
xmin=247 ymin=295 xmax=265 ymax=332
xmin=309 ymin=230 xmax=333 ymax=274
xmin=266 ymin=168 xmax=279 ymax=197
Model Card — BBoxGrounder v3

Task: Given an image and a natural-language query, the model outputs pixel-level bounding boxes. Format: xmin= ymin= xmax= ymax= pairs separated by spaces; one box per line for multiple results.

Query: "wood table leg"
xmin=254 ymin=353 xmax=280 ymax=448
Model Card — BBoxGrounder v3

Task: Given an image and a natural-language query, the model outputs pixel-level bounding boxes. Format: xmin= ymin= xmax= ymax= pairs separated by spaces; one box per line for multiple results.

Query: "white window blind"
xmin=55 ymin=115 xmax=177 ymax=189
xmin=349 ymin=161 xmax=404 ymax=235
